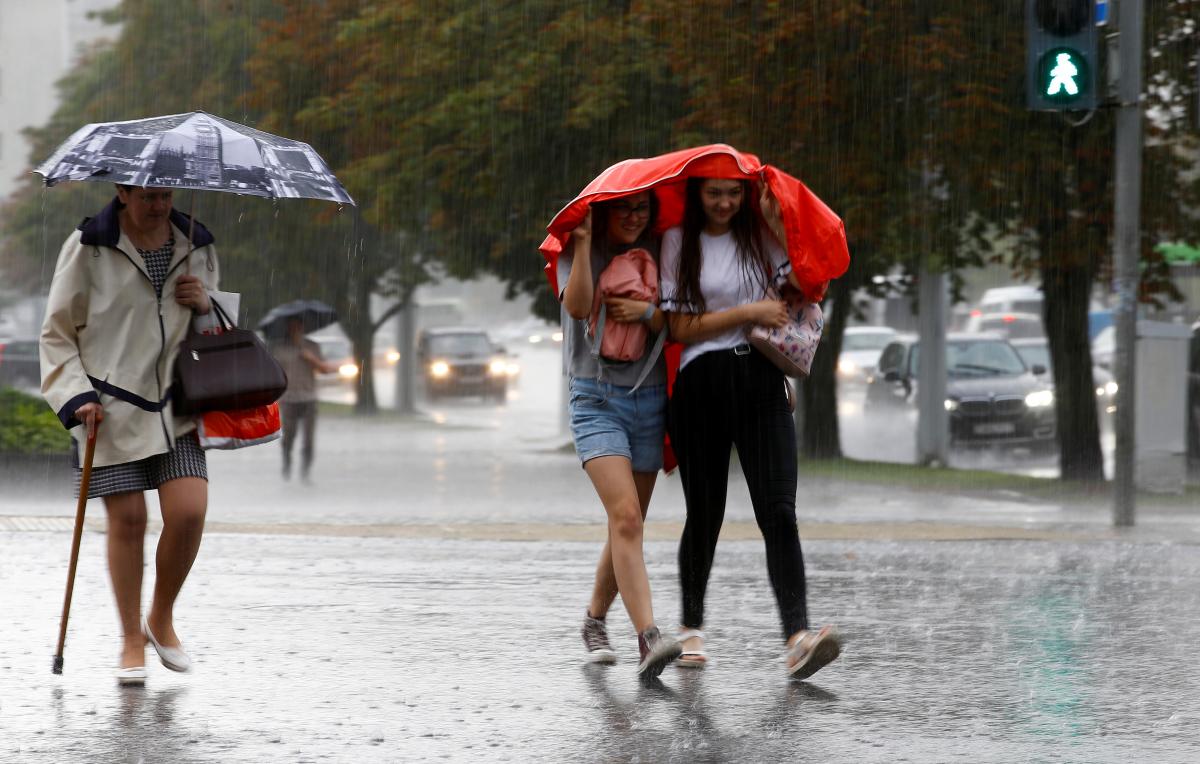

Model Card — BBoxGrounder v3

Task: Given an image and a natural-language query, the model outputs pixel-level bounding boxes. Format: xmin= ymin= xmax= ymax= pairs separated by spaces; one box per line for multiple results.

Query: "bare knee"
xmin=105 ymin=495 xmax=147 ymax=541
xmin=608 ymin=498 xmax=644 ymax=542
xmin=159 ymin=479 xmax=208 ymax=531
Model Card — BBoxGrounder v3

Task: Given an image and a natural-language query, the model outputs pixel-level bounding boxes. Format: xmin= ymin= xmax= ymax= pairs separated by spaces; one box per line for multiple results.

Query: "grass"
xmin=802 ymin=456 xmax=1200 ymax=506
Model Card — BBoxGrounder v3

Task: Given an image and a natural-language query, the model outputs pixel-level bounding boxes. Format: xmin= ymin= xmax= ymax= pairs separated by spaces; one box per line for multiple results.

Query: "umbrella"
xmin=257 ymin=299 xmax=339 ymax=339
xmin=538 ymin=144 xmax=848 ymax=302
xmin=35 ymin=110 xmax=354 ymax=205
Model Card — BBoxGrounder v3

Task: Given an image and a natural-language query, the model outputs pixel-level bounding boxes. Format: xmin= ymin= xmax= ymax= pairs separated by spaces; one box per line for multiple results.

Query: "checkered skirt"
xmin=73 ymin=432 xmax=207 ymax=499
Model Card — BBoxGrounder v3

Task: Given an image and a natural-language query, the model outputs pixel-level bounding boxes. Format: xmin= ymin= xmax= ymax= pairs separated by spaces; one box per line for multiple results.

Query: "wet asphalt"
xmin=2 ymin=347 xmax=1199 ymax=762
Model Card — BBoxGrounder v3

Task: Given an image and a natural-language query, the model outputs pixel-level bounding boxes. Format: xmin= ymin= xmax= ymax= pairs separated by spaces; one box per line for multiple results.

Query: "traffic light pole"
xmin=1111 ymin=0 xmax=1144 ymax=527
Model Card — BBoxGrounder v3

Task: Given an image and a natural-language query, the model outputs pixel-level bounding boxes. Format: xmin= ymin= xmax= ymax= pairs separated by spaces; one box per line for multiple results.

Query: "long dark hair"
xmin=589 ymin=192 xmax=660 ymax=263
xmin=675 ymin=178 xmax=771 ymax=314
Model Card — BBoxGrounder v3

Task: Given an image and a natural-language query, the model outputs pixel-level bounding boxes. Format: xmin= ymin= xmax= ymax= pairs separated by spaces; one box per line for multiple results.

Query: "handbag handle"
xmin=207 ymin=298 xmax=236 ymax=332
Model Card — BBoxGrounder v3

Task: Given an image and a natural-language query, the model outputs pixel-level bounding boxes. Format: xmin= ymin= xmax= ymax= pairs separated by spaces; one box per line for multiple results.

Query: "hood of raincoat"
xmin=539 ymin=144 xmax=850 ymax=302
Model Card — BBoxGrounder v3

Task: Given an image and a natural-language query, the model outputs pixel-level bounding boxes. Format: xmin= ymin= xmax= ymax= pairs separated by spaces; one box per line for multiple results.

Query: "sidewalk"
xmin=2 ymin=520 xmax=1199 ymax=762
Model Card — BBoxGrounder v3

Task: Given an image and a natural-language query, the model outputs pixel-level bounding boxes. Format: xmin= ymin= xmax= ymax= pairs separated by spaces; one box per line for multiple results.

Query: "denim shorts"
xmin=568 ymin=377 xmax=666 ymax=473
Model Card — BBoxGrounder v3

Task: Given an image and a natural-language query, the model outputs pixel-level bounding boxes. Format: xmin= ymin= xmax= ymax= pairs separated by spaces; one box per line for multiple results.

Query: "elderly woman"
xmin=41 ymin=184 xmax=219 ymax=686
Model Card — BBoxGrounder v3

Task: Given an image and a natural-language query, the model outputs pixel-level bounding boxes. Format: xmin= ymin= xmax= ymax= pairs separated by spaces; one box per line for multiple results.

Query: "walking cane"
xmin=52 ymin=421 xmax=97 ymax=674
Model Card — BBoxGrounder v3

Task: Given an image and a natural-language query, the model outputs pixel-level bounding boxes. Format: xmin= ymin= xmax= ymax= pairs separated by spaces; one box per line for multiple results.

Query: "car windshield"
xmin=910 ymin=340 xmax=1027 ymax=377
xmin=1013 ymin=344 xmax=1051 ymax=370
xmin=978 ymin=318 xmax=1043 ymax=339
xmin=428 ymin=334 xmax=493 ymax=356
xmin=842 ymin=332 xmax=894 ymax=351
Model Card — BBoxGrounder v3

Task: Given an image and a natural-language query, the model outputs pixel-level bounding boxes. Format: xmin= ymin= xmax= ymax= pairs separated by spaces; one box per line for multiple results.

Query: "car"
xmin=1009 ymin=336 xmax=1117 ymax=423
xmin=307 ymin=335 xmax=360 ymax=388
xmin=416 ymin=327 xmax=513 ymax=403
xmin=866 ymin=334 xmax=1056 ymax=450
xmin=0 ymin=338 xmax=41 ymax=393
xmin=965 ymin=311 xmax=1045 ymax=340
xmin=976 ymin=285 xmax=1043 ymax=317
xmin=1091 ymin=325 xmax=1114 ymax=370
xmin=837 ymin=326 xmax=897 ymax=386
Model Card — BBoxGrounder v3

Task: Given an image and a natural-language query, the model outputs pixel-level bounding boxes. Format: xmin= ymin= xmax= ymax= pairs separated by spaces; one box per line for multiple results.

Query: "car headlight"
xmin=386 ymin=349 xmax=400 ymax=364
xmin=505 ymin=361 xmax=520 ymax=376
xmin=837 ymin=359 xmax=859 ymax=377
xmin=1105 ymin=381 xmax=1118 ymax=396
xmin=489 ymin=359 xmax=508 ymax=376
xmin=430 ymin=360 xmax=450 ymax=378
xmin=1025 ymin=389 xmax=1054 ymax=408
xmin=944 ymin=398 xmax=958 ymax=412
xmin=338 ymin=363 xmax=359 ymax=379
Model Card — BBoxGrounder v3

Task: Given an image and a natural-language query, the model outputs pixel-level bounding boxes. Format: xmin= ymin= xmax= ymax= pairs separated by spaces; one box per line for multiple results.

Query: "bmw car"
xmin=866 ymin=334 xmax=1057 ymax=450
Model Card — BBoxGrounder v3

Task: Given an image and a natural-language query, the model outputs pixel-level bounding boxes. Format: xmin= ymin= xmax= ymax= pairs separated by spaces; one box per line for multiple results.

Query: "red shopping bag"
xmin=196 ymin=403 xmax=282 ymax=450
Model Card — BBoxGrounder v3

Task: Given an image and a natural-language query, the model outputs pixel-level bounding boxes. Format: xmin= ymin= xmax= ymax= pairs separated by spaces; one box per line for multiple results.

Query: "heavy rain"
xmin=0 ymin=1 xmax=1198 ymax=762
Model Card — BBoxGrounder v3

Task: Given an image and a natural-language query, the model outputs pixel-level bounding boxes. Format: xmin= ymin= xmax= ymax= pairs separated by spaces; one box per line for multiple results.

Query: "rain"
xmin=0 ymin=1 xmax=1198 ymax=761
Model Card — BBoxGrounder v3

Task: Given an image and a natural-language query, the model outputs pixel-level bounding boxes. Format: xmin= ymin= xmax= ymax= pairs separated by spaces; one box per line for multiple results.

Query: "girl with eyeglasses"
xmin=558 ymin=190 xmax=682 ymax=679
xmin=660 ymin=175 xmax=842 ymax=680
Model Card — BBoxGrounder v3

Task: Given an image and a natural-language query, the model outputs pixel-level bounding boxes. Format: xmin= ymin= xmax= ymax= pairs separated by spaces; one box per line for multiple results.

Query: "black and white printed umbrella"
xmin=34 ymin=111 xmax=354 ymax=205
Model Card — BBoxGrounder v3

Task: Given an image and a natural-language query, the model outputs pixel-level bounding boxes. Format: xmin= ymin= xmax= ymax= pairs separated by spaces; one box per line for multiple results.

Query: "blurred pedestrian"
xmin=661 ymin=174 xmax=841 ymax=679
xmin=270 ymin=318 xmax=338 ymax=482
xmin=40 ymin=185 xmax=219 ymax=686
xmin=559 ymin=190 xmax=681 ymax=679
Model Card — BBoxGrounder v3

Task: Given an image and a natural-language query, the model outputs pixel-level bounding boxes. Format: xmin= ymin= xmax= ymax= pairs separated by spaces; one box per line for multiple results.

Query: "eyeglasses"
xmin=611 ymin=202 xmax=651 ymax=219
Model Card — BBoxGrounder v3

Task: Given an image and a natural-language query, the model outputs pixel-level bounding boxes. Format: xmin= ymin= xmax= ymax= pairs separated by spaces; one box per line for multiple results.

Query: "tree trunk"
xmin=343 ymin=268 xmax=378 ymax=416
xmin=801 ymin=276 xmax=850 ymax=459
xmin=1041 ymin=261 xmax=1104 ymax=483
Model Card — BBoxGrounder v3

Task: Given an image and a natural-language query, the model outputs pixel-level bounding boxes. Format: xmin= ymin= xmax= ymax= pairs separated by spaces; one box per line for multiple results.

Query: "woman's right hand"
xmin=746 ymin=299 xmax=789 ymax=329
xmin=75 ymin=401 xmax=104 ymax=439
xmin=571 ymin=209 xmax=593 ymax=246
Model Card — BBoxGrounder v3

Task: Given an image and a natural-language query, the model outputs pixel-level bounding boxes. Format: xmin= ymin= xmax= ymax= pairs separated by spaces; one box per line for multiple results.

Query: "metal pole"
xmin=1112 ymin=0 xmax=1143 ymax=527
xmin=916 ymin=259 xmax=948 ymax=466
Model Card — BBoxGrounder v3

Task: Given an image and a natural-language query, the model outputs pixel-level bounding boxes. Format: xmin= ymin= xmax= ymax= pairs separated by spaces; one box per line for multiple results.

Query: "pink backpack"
xmin=589 ymin=248 xmax=658 ymax=362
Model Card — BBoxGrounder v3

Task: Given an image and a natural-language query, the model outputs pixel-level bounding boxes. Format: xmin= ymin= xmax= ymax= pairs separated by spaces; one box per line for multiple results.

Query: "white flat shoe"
xmin=143 ymin=618 xmax=191 ymax=673
xmin=115 ymin=666 xmax=146 ymax=687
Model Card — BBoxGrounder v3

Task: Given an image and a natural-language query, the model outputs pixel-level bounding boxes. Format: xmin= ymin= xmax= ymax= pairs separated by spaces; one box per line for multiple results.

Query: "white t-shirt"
xmin=660 ymin=226 xmax=792 ymax=370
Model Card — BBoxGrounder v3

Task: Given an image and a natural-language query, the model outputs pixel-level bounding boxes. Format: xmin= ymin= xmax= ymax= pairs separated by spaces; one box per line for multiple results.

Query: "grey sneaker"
xmin=636 ymin=626 xmax=681 ymax=679
xmin=582 ymin=614 xmax=617 ymax=664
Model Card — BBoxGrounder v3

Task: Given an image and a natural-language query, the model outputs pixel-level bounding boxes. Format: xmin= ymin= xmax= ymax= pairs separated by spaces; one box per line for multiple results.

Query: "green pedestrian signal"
xmin=1026 ymin=0 xmax=1098 ymax=111
xmin=1039 ymin=47 xmax=1090 ymax=103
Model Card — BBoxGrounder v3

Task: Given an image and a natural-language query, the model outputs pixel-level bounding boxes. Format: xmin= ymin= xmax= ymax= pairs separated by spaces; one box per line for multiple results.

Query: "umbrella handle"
xmin=52 ymin=427 xmax=97 ymax=674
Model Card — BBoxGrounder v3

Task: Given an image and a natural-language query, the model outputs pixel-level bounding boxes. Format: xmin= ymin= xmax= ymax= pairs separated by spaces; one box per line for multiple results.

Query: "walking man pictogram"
xmin=1047 ymin=53 xmax=1079 ymax=96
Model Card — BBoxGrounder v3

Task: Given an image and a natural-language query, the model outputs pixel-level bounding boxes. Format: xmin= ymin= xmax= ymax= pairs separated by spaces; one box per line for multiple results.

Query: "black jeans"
xmin=281 ymin=400 xmax=317 ymax=477
xmin=667 ymin=347 xmax=809 ymax=639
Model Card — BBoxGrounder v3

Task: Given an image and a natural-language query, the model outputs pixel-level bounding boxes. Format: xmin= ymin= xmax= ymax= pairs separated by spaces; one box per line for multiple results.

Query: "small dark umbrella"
xmin=258 ymin=299 xmax=339 ymax=340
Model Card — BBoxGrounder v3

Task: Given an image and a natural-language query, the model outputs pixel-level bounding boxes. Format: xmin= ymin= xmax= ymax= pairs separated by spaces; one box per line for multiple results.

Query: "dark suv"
xmin=417 ymin=328 xmax=510 ymax=403
xmin=0 ymin=339 xmax=41 ymax=392
xmin=866 ymin=334 xmax=1057 ymax=451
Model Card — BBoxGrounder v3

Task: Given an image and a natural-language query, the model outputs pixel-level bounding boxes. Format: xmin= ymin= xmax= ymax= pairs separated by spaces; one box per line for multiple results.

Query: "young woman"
xmin=660 ymin=176 xmax=841 ymax=680
xmin=558 ymin=190 xmax=681 ymax=679
xmin=41 ymin=185 xmax=218 ymax=686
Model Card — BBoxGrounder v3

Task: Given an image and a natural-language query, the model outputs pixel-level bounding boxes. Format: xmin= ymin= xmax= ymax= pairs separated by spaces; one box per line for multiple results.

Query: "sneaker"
xmin=582 ymin=614 xmax=617 ymax=664
xmin=786 ymin=625 xmax=841 ymax=680
xmin=636 ymin=626 xmax=681 ymax=679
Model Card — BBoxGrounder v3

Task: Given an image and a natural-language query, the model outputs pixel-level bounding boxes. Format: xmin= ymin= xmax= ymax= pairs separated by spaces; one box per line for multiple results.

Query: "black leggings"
xmin=667 ymin=347 xmax=809 ymax=640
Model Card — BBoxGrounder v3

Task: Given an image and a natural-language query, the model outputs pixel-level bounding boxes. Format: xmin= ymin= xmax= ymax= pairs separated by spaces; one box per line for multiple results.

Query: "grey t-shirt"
xmin=272 ymin=338 xmax=322 ymax=403
xmin=557 ymin=249 xmax=666 ymax=388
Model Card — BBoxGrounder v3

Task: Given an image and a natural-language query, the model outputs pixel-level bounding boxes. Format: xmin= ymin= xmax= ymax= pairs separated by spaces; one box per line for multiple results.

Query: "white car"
xmin=838 ymin=326 xmax=898 ymax=385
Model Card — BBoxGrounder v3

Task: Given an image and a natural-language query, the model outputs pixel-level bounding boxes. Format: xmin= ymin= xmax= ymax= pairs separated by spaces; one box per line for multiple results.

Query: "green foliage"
xmin=0 ymin=388 xmax=71 ymax=454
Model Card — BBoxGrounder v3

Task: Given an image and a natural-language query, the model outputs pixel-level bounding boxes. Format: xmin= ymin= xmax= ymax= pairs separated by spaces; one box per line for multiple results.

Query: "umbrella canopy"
xmin=257 ymin=299 xmax=339 ymax=339
xmin=539 ymin=144 xmax=848 ymax=301
xmin=35 ymin=111 xmax=354 ymax=205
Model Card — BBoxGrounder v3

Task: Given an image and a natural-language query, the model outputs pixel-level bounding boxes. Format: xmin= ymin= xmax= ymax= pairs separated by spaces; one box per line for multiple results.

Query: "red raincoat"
xmin=539 ymin=143 xmax=850 ymax=303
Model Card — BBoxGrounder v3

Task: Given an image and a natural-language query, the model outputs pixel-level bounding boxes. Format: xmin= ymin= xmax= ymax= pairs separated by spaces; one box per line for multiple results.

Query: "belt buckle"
xmin=733 ymin=344 xmax=751 ymax=356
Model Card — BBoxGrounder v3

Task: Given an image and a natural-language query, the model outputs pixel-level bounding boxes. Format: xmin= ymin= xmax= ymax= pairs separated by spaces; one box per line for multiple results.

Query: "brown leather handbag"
xmin=172 ymin=300 xmax=288 ymax=415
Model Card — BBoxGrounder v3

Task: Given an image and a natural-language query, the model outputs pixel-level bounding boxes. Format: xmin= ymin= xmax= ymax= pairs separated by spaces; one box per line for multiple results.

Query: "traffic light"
xmin=1026 ymin=0 xmax=1099 ymax=111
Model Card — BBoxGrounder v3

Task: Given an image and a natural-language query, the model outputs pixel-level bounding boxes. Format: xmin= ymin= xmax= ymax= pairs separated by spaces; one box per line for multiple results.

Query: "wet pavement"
xmin=3 ymin=346 xmax=1200 ymax=761
xmin=3 ymin=532 xmax=1199 ymax=762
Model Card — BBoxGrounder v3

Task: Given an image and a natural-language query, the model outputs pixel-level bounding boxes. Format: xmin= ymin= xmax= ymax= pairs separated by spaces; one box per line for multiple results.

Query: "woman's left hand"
xmin=760 ymin=184 xmax=786 ymax=245
xmin=605 ymin=297 xmax=652 ymax=324
xmin=174 ymin=274 xmax=211 ymax=314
